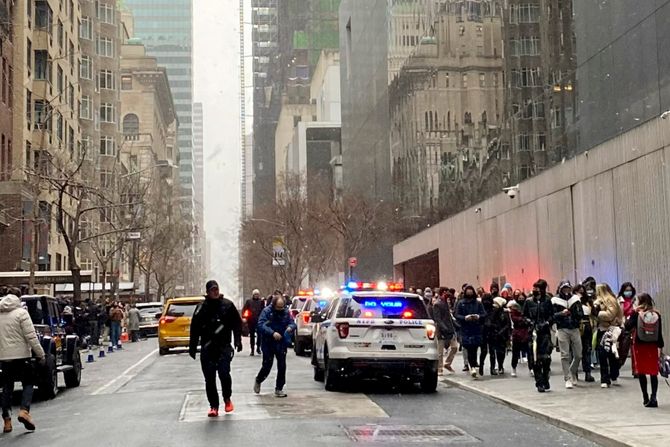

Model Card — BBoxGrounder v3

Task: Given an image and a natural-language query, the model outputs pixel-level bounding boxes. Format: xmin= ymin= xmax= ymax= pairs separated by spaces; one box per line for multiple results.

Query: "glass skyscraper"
xmin=124 ymin=0 xmax=195 ymax=216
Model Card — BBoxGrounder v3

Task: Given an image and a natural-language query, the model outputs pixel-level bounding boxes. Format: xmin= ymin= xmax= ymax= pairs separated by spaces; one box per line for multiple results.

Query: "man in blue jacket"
xmin=253 ymin=295 xmax=296 ymax=397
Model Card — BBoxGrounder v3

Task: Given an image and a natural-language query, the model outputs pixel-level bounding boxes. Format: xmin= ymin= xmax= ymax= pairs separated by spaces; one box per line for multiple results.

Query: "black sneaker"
xmin=645 ymin=398 xmax=658 ymax=408
xmin=537 ymin=385 xmax=546 ymax=393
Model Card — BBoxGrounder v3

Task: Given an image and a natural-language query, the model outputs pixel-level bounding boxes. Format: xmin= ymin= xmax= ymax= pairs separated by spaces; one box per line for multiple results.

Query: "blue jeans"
xmin=110 ymin=321 xmax=121 ymax=346
xmin=256 ymin=342 xmax=287 ymax=391
xmin=200 ymin=346 xmax=233 ymax=409
xmin=1 ymin=359 xmax=35 ymax=417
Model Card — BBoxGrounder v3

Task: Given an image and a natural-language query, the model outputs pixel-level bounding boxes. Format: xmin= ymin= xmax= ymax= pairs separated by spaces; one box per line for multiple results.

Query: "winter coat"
xmin=620 ymin=297 xmax=635 ymax=319
xmin=189 ymin=296 xmax=242 ymax=358
xmin=552 ymin=293 xmax=584 ymax=330
xmin=481 ymin=294 xmax=495 ymax=343
xmin=432 ymin=299 xmax=456 ymax=341
xmin=242 ymin=297 xmax=265 ymax=328
xmin=127 ymin=308 xmax=141 ymax=331
xmin=508 ymin=302 xmax=530 ymax=343
xmin=0 ymin=295 xmax=46 ymax=361
xmin=109 ymin=307 xmax=124 ymax=322
xmin=594 ymin=294 xmax=623 ymax=331
xmin=257 ymin=306 xmax=297 ymax=348
xmin=524 ymin=294 xmax=554 ymax=358
xmin=490 ymin=300 xmax=512 ymax=344
xmin=454 ymin=297 xmax=487 ymax=346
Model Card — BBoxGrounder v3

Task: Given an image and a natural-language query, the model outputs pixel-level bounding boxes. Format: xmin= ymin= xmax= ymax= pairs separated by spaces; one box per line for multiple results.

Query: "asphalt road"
xmin=1 ymin=340 xmax=600 ymax=447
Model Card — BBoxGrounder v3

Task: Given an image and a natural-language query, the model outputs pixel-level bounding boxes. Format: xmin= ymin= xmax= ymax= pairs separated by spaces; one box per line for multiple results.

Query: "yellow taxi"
xmin=158 ymin=296 xmax=204 ymax=355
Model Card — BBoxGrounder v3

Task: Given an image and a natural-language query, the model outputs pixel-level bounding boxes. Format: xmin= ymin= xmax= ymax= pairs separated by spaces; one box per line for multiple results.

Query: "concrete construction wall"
xmin=394 ymin=116 xmax=670 ymax=329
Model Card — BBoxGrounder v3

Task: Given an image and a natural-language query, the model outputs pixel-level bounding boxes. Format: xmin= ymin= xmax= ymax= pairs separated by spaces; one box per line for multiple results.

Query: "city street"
xmin=1 ymin=340 xmax=597 ymax=447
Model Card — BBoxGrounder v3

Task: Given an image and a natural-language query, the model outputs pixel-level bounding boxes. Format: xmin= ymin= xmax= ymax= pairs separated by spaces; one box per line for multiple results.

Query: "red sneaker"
xmin=207 ymin=408 xmax=219 ymax=417
xmin=224 ymin=400 xmax=234 ymax=413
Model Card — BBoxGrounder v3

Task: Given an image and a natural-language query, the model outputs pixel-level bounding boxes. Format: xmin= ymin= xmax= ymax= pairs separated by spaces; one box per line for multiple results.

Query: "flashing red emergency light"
xmin=344 ymin=281 xmax=404 ymax=292
xmin=297 ymin=289 xmax=314 ymax=297
xmin=402 ymin=310 xmax=414 ymax=319
xmin=242 ymin=309 xmax=250 ymax=319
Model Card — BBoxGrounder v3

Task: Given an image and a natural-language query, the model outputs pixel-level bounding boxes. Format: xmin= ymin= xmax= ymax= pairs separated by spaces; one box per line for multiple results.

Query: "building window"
xmin=34 ymin=100 xmax=51 ymax=129
xmin=98 ymin=70 xmax=115 ymax=90
xmin=80 ymin=56 xmax=92 ymax=80
xmin=96 ymin=37 xmax=114 ymax=57
xmin=68 ymin=83 xmax=74 ymax=111
xmin=551 ymin=106 xmax=563 ymax=129
xmin=56 ymin=112 xmax=63 ymax=141
xmin=98 ymin=2 xmax=115 ymax=25
xmin=57 ymin=20 xmax=64 ymax=49
xmin=99 ymin=169 xmax=113 ymax=188
xmin=536 ymin=133 xmax=546 ymax=151
xmin=518 ymin=164 xmax=532 ymax=180
xmin=479 ymin=73 xmax=486 ymax=87
xmin=80 ymin=17 xmax=92 ymax=39
xmin=123 ymin=114 xmax=139 ymax=139
xmin=69 ymin=41 xmax=75 ymax=70
xmin=121 ymin=75 xmax=132 ymax=90
xmin=34 ymin=50 xmax=49 ymax=80
xmin=513 ymin=67 xmax=542 ymax=87
xmin=445 ymin=72 xmax=449 ymax=88
xmin=510 ymin=4 xmax=540 ymax=24
xmin=462 ymin=73 xmax=468 ymax=89
xmin=57 ymin=65 xmax=63 ymax=94
xmin=35 ymin=1 xmax=53 ymax=29
xmin=100 ymin=136 xmax=116 ymax=156
xmin=100 ymin=103 xmax=115 ymax=123
xmin=80 ymin=96 xmax=92 ymax=120
xmin=533 ymin=101 xmax=545 ymax=118
xmin=518 ymin=134 xmax=530 ymax=151
xmin=493 ymin=73 xmax=499 ymax=88
xmin=510 ymin=37 xmax=540 ymax=56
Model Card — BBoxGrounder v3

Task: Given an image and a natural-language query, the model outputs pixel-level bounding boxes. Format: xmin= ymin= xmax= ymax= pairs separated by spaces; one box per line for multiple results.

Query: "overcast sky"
xmin=194 ymin=0 xmax=247 ymax=296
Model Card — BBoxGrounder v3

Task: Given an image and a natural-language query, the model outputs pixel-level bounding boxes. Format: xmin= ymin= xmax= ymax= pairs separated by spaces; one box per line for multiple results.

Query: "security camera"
xmin=662 ymin=110 xmax=670 ymax=120
xmin=503 ymin=185 xmax=519 ymax=199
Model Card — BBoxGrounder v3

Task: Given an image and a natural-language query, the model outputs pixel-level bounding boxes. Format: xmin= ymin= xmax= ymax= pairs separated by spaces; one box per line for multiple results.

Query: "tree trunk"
xmin=71 ymin=266 xmax=82 ymax=305
xmin=101 ymin=269 xmax=108 ymax=300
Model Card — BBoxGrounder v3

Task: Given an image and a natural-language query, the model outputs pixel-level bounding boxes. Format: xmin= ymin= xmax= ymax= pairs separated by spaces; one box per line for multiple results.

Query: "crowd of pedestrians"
xmin=417 ymin=278 xmax=665 ymax=407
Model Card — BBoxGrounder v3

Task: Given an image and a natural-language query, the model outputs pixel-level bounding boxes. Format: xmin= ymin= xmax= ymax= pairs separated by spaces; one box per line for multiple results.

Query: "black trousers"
xmin=89 ymin=321 xmax=100 ymax=346
xmin=249 ymin=325 xmax=261 ymax=352
xmin=463 ymin=344 xmax=479 ymax=368
xmin=256 ymin=342 xmax=287 ymax=390
xmin=200 ymin=347 xmax=233 ymax=409
xmin=511 ymin=340 xmax=529 ymax=369
xmin=1 ymin=359 xmax=35 ymax=418
xmin=581 ymin=324 xmax=593 ymax=374
xmin=597 ymin=330 xmax=620 ymax=385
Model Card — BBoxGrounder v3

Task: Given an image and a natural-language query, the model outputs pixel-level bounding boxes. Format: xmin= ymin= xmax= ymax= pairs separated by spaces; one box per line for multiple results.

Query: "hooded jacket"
xmin=454 ymin=286 xmax=487 ymax=345
xmin=257 ymin=305 xmax=297 ymax=348
xmin=507 ymin=300 xmax=530 ymax=343
xmin=0 ymin=295 xmax=46 ymax=361
xmin=551 ymin=282 xmax=584 ymax=330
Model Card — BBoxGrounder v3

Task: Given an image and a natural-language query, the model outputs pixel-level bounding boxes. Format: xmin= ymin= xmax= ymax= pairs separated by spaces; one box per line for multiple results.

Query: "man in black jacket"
xmin=552 ymin=281 xmax=584 ymax=389
xmin=242 ymin=289 xmax=265 ymax=356
xmin=189 ymin=280 xmax=243 ymax=417
xmin=434 ymin=288 xmax=457 ymax=374
xmin=524 ymin=279 xmax=554 ymax=393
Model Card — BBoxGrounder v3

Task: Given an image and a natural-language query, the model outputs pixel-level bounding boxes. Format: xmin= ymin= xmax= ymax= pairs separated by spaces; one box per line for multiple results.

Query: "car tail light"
xmin=425 ymin=323 xmax=436 ymax=340
xmin=242 ymin=309 xmax=250 ymax=318
xmin=160 ymin=316 xmax=177 ymax=325
xmin=302 ymin=312 xmax=310 ymax=324
xmin=336 ymin=322 xmax=349 ymax=339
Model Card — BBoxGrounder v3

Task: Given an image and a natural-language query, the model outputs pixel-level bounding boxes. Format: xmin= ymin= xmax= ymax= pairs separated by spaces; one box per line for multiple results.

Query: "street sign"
xmin=127 ymin=232 xmax=141 ymax=240
xmin=348 ymin=257 xmax=358 ymax=268
xmin=272 ymin=236 xmax=286 ymax=267
xmin=175 ymin=285 xmax=185 ymax=291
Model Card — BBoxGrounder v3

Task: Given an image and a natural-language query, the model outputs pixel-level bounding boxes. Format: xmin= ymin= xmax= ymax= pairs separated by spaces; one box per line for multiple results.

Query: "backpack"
xmin=659 ymin=354 xmax=670 ymax=379
xmin=637 ymin=310 xmax=660 ymax=343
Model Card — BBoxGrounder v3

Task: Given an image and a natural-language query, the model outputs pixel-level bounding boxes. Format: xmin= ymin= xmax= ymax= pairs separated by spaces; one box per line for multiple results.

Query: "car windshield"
xmin=290 ymin=298 xmax=307 ymax=310
xmin=166 ymin=303 xmax=198 ymax=318
xmin=336 ymin=296 xmax=430 ymax=320
xmin=22 ymin=299 xmax=48 ymax=325
xmin=138 ymin=306 xmax=162 ymax=316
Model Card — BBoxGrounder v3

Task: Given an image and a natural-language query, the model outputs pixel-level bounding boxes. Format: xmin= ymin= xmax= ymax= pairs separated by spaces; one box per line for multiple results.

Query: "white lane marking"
xmin=91 ymin=348 xmax=158 ymax=395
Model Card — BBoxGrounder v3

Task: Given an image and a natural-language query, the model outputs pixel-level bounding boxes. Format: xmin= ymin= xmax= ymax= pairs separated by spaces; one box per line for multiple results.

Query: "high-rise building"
xmin=77 ymin=0 xmax=127 ymax=281
xmin=251 ymin=0 xmax=280 ymax=215
xmin=124 ymin=0 xmax=195 ymax=219
xmin=0 ymin=0 xmax=15 ymax=263
xmin=192 ymin=101 xmax=205 ymax=285
xmin=2 ymin=0 xmax=82 ymax=273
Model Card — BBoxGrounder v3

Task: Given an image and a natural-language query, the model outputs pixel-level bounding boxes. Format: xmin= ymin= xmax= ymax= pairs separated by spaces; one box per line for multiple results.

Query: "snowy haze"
xmin=194 ymin=0 xmax=246 ymax=297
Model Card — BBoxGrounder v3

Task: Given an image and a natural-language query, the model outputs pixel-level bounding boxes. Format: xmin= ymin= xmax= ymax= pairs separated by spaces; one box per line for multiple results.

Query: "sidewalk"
xmin=441 ymin=350 xmax=670 ymax=447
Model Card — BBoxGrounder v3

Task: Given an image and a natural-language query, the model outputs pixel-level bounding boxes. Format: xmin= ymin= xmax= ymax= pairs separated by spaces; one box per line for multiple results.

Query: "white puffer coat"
xmin=0 ymin=295 xmax=46 ymax=361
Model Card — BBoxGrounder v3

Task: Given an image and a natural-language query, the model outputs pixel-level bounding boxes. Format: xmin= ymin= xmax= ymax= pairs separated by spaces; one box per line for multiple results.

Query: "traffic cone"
xmin=108 ymin=343 xmax=114 ymax=353
xmin=87 ymin=351 xmax=95 ymax=363
xmin=120 ymin=331 xmax=129 ymax=343
xmin=99 ymin=348 xmax=106 ymax=358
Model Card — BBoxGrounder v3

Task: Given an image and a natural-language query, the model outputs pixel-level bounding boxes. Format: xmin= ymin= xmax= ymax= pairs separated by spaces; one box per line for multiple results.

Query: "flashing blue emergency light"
xmin=318 ymin=300 xmax=328 ymax=308
xmin=347 ymin=281 xmax=359 ymax=290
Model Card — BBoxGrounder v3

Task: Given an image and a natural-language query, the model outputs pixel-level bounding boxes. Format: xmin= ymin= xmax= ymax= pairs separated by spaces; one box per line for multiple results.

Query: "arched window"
xmin=123 ymin=114 xmax=139 ymax=140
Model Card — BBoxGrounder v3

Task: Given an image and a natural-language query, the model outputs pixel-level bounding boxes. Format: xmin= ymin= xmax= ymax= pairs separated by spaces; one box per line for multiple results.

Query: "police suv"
xmin=311 ymin=282 xmax=438 ymax=392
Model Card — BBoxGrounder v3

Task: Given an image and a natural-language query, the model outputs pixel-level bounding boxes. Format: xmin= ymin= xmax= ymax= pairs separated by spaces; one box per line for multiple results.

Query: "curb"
xmin=442 ymin=377 xmax=632 ymax=447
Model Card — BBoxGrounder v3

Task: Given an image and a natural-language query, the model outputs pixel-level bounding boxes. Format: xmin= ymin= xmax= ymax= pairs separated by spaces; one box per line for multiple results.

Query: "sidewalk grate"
xmin=343 ymin=425 xmax=480 ymax=443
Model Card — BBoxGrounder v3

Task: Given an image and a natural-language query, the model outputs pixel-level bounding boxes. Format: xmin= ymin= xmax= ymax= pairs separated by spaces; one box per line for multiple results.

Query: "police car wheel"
xmin=420 ymin=367 xmax=438 ymax=393
xmin=324 ymin=353 xmax=340 ymax=391
xmin=39 ymin=354 xmax=58 ymax=400
xmin=313 ymin=365 xmax=325 ymax=382
xmin=294 ymin=340 xmax=306 ymax=356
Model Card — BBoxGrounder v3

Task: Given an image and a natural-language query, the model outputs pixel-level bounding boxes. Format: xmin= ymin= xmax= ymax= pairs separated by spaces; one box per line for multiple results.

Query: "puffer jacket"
xmin=257 ymin=306 xmax=297 ymax=348
xmin=594 ymin=294 xmax=623 ymax=331
xmin=0 ymin=295 xmax=46 ymax=361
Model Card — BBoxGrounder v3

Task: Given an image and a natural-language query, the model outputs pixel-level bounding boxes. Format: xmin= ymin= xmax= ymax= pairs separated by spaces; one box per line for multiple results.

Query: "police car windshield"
xmin=336 ymin=296 xmax=429 ymax=320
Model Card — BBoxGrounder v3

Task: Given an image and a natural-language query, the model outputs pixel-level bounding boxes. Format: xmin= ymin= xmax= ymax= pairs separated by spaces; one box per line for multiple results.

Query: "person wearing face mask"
xmin=552 ymin=281 xmax=584 ymax=389
xmin=454 ymin=285 xmax=487 ymax=379
xmin=582 ymin=277 xmax=598 ymax=367
xmin=254 ymin=295 xmax=297 ymax=397
xmin=574 ymin=284 xmax=596 ymax=382
xmin=524 ymin=279 xmax=554 ymax=393
xmin=423 ymin=287 xmax=434 ymax=308
xmin=618 ymin=282 xmax=637 ymax=319
xmin=508 ymin=291 xmax=530 ymax=377
xmin=490 ymin=297 xmax=512 ymax=375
